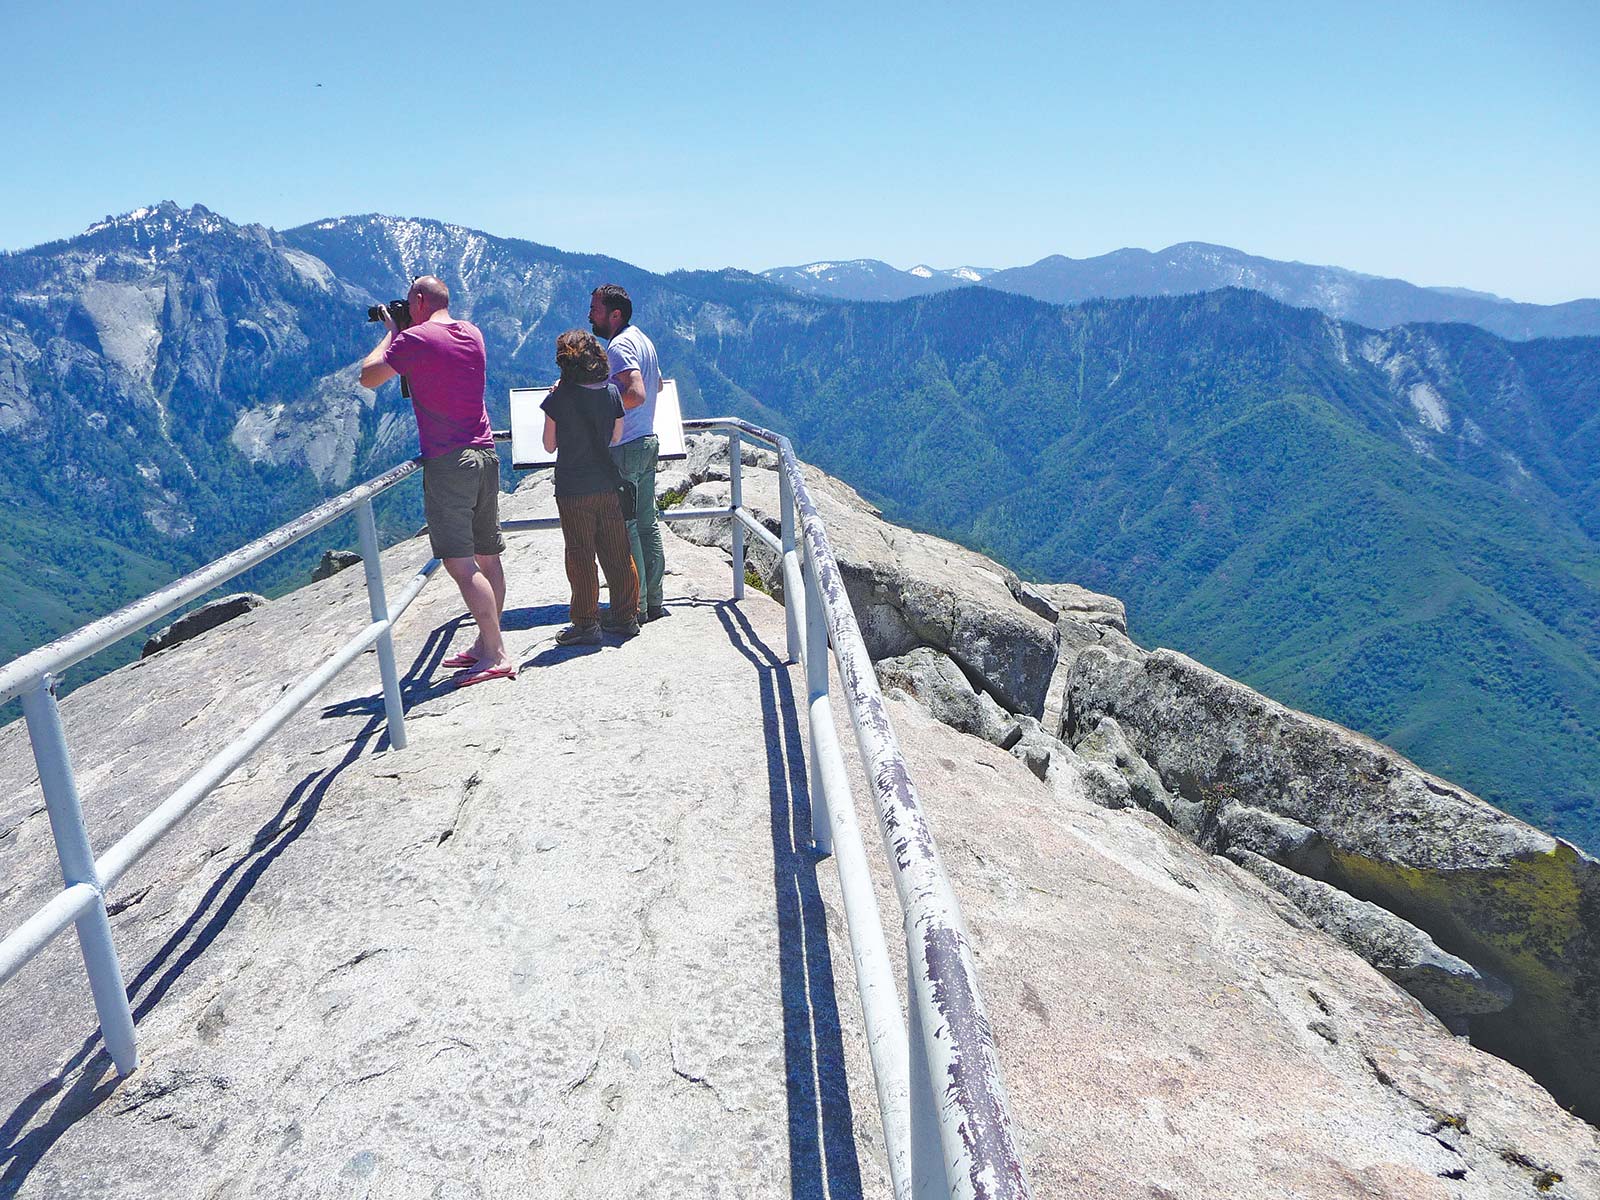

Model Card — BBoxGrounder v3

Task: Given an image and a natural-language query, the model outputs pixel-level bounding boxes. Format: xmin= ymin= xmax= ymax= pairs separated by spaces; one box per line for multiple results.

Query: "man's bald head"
xmin=408 ymin=275 xmax=451 ymax=319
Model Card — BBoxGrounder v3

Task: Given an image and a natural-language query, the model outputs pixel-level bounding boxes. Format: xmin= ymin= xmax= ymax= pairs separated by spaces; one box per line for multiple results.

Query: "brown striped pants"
xmin=555 ymin=490 xmax=640 ymax=625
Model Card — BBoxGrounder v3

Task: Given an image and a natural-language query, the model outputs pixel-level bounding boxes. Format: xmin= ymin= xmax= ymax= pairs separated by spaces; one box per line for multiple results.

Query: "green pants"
xmin=610 ymin=434 xmax=665 ymax=610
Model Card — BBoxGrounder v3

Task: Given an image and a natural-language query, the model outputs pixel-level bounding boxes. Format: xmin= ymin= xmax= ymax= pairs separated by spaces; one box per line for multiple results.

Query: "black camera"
xmin=366 ymin=299 xmax=413 ymax=330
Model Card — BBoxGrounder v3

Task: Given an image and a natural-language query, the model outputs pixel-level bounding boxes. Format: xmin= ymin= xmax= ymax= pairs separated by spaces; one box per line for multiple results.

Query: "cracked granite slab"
xmin=0 ymin=478 xmax=880 ymax=1199
xmin=2 ymin=469 xmax=1597 ymax=1199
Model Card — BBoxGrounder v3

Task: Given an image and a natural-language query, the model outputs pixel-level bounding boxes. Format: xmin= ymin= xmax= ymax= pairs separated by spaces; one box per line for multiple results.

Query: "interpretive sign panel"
xmin=509 ymin=378 xmax=687 ymax=470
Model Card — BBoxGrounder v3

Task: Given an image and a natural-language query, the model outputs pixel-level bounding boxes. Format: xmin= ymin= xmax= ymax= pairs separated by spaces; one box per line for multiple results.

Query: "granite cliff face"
xmin=674 ymin=435 xmax=1600 ymax=1128
xmin=0 ymin=460 xmax=1597 ymax=1197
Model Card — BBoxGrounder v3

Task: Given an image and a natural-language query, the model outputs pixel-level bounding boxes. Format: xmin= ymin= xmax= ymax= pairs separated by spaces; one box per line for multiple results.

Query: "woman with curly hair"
xmin=541 ymin=330 xmax=641 ymax=644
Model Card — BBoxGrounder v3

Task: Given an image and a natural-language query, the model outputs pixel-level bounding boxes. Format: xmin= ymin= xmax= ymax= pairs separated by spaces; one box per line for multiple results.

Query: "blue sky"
xmin=6 ymin=1 xmax=1596 ymax=302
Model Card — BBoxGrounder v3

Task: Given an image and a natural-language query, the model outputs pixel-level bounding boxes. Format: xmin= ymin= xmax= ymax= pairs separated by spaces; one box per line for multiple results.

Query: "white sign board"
xmin=509 ymin=378 xmax=687 ymax=470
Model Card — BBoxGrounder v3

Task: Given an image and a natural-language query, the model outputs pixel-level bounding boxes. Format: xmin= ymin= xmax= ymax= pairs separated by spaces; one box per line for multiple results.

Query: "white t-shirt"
xmin=606 ymin=324 xmax=661 ymax=446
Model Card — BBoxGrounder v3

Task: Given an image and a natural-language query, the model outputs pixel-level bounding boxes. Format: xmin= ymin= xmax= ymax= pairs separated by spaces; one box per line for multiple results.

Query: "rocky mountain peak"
xmin=76 ymin=201 xmax=254 ymax=257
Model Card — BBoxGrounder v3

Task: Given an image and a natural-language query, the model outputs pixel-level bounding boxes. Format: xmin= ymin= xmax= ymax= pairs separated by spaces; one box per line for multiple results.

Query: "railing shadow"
xmin=0 ymin=615 xmax=453 ymax=1193
xmin=319 ymin=616 xmax=476 ymax=721
xmin=4 ymin=599 xmax=868 ymax=1197
xmin=716 ymin=602 xmax=865 ymax=1200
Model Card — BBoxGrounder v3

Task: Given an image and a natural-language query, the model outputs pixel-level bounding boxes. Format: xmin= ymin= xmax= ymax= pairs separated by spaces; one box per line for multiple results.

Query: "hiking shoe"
xmin=600 ymin=608 xmax=639 ymax=631
xmin=646 ymin=605 xmax=669 ymax=622
xmin=555 ymin=623 xmax=602 ymax=646
xmin=607 ymin=619 xmax=641 ymax=639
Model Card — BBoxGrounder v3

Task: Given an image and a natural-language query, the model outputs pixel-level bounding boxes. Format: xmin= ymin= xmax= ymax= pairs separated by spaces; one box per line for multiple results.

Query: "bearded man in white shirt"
xmin=589 ymin=283 xmax=667 ymax=622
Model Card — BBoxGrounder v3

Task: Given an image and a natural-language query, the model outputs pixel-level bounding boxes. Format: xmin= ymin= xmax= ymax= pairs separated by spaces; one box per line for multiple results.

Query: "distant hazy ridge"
xmin=763 ymin=243 xmax=1600 ymax=340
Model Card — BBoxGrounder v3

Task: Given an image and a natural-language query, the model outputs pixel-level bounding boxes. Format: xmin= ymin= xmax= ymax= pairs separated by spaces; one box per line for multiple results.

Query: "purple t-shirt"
xmin=382 ymin=320 xmax=494 ymax=458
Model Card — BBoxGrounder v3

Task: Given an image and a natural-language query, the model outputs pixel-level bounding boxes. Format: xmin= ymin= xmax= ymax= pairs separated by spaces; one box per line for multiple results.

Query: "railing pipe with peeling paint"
xmin=685 ymin=418 xmax=1032 ymax=1200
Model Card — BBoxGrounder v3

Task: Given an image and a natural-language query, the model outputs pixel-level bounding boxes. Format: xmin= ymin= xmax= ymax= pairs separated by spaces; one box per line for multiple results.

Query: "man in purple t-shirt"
xmin=359 ymin=276 xmax=515 ymax=687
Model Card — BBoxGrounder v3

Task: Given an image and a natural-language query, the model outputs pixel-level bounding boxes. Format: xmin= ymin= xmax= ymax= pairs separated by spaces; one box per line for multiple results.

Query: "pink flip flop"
xmin=454 ymin=665 xmax=517 ymax=689
xmin=443 ymin=652 xmax=479 ymax=669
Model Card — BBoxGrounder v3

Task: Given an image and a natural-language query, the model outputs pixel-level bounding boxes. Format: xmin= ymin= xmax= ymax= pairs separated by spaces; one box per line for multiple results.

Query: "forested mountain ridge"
xmin=692 ymin=286 xmax=1600 ymax=845
xmin=2 ymin=204 xmax=1596 ymax=853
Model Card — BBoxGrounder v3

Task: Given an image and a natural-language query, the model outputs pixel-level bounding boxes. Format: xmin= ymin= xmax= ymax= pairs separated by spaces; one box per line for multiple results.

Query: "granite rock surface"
xmin=675 ymin=436 xmax=1060 ymax=718
xmin=0 ymin=466 xmax=1596 ymax=1197
xmin=1065 ymin=640 xmax=1600 ymax=1123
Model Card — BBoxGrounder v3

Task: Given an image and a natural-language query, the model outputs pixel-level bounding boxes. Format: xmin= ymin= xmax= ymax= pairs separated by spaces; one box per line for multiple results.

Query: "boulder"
xmin=1071 ymin=715 xmax=1198 ymax=834
xmin=311 ymin=549 xmax=362 ymax=582
xmin=654 ymin=466 xmax=692 ymax=507
xmin=1217 ymin=802 xmax=1332 ymax=877
xmin=683 ymin=432 xmax=778 ymax=484
xmin=997 ymin=714 xmax=1061 ymax=781
xmin=1024 ymin=580 xmax=1131 ymax=740
xmin=674 ymin=481 xmax=784 ymax=600
xmin=1045 ymin=747 xmax=1135 ymax=811
xmin=1067 ymin=641 xmax=1600 ymax=1122
xmin=1025 ymin=581 xmax=1128 ymax=634
xmin=1226 ymin=849 xmax=1514 ymax=1022
xmin=673 ymin=456 xmax=1060 ymax=717
xmin=140 ymin=593 xmax=267 ymax=658
xmin=873 ymin=647 xmax=1012 ymax=747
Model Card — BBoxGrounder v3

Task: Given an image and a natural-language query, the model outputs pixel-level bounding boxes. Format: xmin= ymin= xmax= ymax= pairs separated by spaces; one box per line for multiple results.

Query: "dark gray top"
xmin=542 ymin=380 xmax=624 ymax=497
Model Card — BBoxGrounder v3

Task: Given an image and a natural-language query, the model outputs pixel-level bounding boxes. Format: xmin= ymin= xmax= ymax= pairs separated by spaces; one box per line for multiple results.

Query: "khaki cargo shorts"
xmin=422 ymin=446 xmax=507 ymax=560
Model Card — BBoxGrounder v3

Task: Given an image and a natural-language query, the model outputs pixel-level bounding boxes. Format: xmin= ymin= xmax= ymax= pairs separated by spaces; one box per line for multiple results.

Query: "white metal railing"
xmin=0 ymin=458 xmax=428 ymax=1076
xmin=690 ymin=420 xmax=1031 ymax=1200
xmin=0 ymin=419 xmax=1031 ymax=1200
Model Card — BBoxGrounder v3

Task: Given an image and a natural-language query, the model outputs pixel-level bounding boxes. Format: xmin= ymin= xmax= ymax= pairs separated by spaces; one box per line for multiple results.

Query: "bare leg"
xmin=460 ymin=554 xmax=507 ymax=658
xmin=443 ymin=556 xmax=511 ymax=671
xmin=477 ymin=553 xmax=507 ymax=617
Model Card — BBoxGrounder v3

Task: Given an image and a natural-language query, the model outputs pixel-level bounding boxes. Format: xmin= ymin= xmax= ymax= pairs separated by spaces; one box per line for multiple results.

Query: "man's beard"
xmin=589 ymin=320 xmax=606 ymax=338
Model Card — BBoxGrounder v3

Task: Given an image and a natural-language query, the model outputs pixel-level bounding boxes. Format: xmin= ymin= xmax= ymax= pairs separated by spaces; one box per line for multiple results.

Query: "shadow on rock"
xmin=523 ymin=643 xmax=607 ymax=668
xmin=499 ymin=603 xmax=569 ymax=632
xmin=321 ymin=617 xmax=499 ymax=718
xmin=0 ymin=1050 xmax=120 ymax=1196
xmin=0 ymin=623 xmax=425 ymax=1193
xmin=717 ymin=601 xmax=865 ymax=1200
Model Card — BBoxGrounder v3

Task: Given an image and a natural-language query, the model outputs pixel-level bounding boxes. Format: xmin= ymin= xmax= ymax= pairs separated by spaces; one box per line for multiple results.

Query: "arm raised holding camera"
xmin=355 ymin=275 xmax=515 ymax=687
xmin=359 ymin=303 xmax=400 ymax=389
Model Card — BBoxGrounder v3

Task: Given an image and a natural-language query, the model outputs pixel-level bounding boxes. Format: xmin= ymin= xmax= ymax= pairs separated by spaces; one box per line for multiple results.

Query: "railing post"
xmin=779 ymin=464 xmax=799 ymax=665
xmin=803 ymin=557 xmax=834 ymax=856
xmin=355 ymin=500 xmax=407 ymax=751
xmin=729 ymin=430 xmax=746 ymax=600
xmin=907 ymin=962 xmax=950 ymax=1199
xmin=20 ymin=675 xmax=138 ymax=1076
